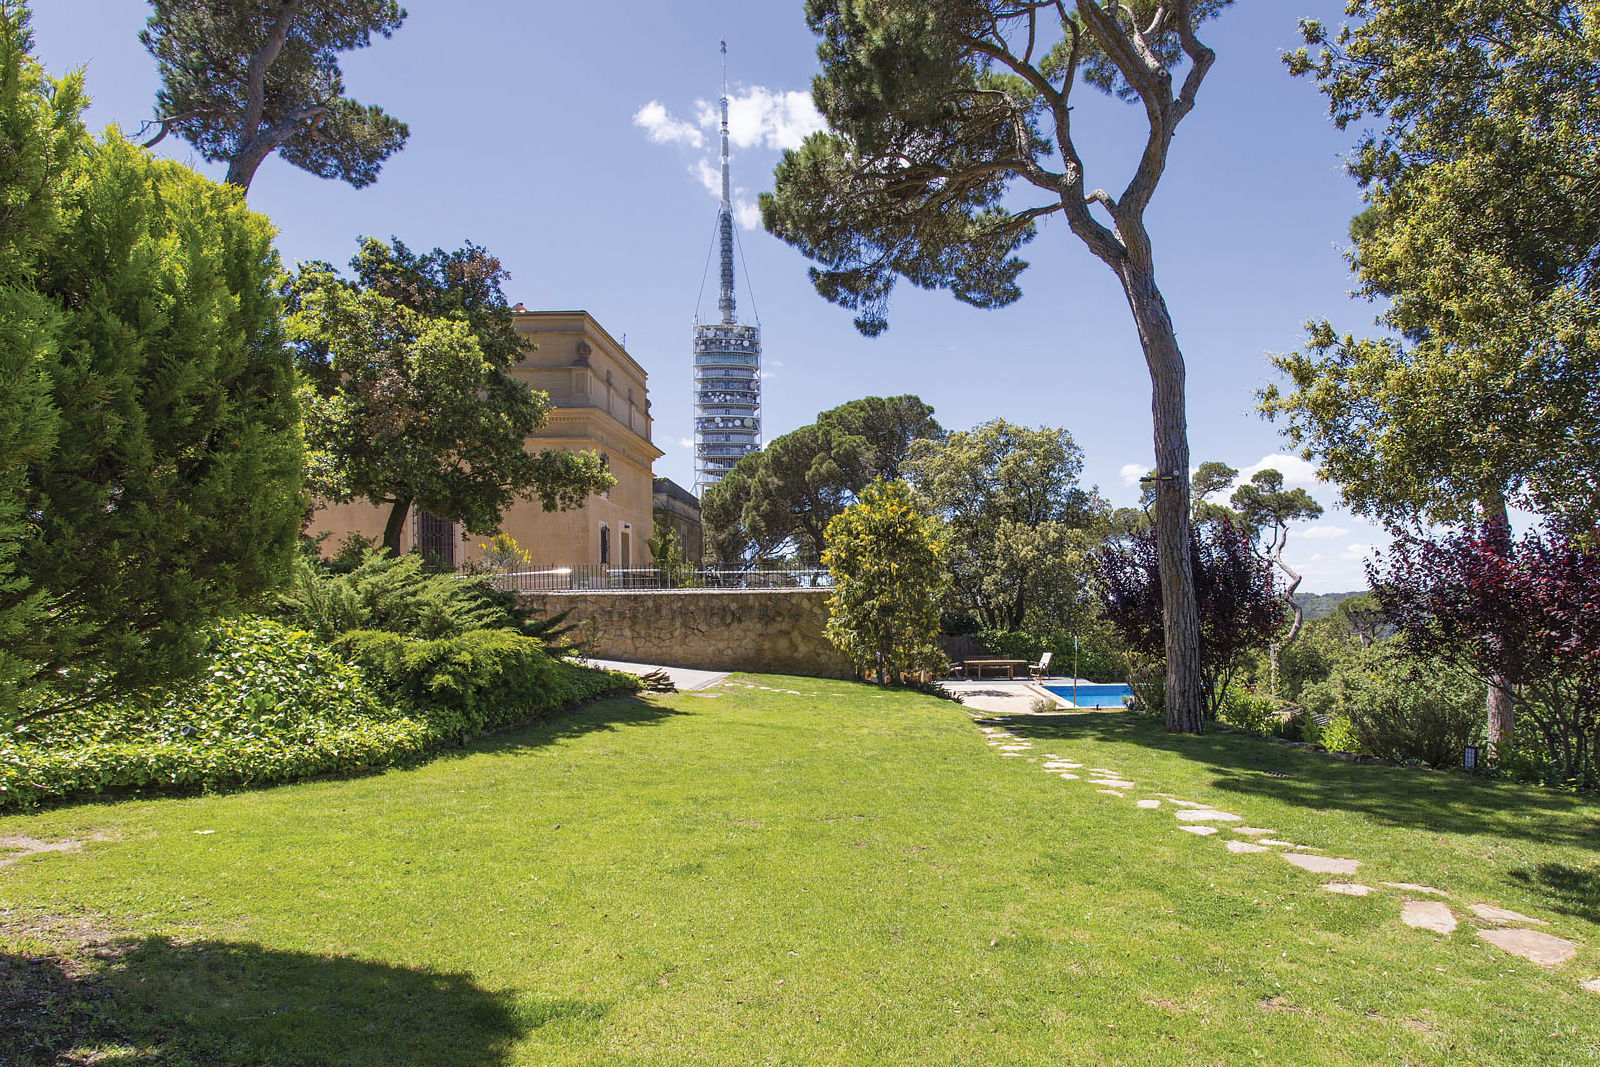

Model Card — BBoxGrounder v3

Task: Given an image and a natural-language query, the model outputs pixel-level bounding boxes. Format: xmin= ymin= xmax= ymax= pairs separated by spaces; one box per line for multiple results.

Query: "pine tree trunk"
xmin=1482 ymin=493 xmax=1515 ymax=757
xmin=1118 ymin=262 xmax=1204 ymax=733
xmin=382 ymin=497 xmax=412 ymax=557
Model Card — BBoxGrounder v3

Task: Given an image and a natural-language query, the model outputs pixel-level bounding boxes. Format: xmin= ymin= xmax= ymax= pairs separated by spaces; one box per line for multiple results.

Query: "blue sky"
xmin=34 ymin=0 xmax=1393 ymax=592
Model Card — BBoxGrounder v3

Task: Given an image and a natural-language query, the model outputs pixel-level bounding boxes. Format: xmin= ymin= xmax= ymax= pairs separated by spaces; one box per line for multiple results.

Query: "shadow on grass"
xmin=1509 ymin=862 xmax=1600 ymax=926
xmin=437 ymin=692 xmax=692 ymax=761
xmin=0 ymin=934 xmax=600 ymax=1066
xmin=1002 ymin=710 xmax=1600 ymax=850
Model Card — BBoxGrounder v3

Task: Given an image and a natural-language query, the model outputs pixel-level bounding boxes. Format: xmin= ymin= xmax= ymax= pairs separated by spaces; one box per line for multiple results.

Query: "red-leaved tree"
xmin=1369 ymin=524 xmax=1600 ymax=788
xmin=1097 ymin=519 xmax=1285 ymax=719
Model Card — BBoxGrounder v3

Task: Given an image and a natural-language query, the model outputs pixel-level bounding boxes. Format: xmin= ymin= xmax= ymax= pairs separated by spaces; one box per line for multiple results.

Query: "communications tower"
xmin=693 ymin=40 xmax=761 ymax=495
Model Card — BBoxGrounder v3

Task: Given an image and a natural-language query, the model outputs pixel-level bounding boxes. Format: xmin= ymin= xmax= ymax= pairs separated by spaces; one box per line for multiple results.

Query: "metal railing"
xmin=481 ymin=564 xmax=832 ymax=592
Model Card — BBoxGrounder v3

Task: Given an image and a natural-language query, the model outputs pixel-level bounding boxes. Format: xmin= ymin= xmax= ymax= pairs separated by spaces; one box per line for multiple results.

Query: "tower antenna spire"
xmin=693 ymin=39 xmax=762 ymax=496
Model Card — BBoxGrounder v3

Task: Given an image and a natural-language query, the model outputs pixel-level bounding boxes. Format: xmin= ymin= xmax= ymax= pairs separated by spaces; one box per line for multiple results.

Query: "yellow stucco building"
xmin=308 ymin=309 xmax=664 ymax=571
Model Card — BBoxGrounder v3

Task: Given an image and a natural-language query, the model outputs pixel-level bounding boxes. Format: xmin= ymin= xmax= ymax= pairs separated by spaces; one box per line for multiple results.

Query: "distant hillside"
xmin=1294 ymin=590 xmax=1364 ymax=621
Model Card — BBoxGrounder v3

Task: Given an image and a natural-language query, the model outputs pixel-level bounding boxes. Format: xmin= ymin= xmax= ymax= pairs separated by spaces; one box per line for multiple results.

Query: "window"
xmin=599 ymin=522 xmax=610 ymax=565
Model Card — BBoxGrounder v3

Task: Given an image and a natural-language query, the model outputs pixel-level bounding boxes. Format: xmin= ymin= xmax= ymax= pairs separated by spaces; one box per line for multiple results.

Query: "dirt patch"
xmin=0 ymin=833 xmax=113 ymax=872
xmin=1257 ymin=996 xmax=1309 ymax=1015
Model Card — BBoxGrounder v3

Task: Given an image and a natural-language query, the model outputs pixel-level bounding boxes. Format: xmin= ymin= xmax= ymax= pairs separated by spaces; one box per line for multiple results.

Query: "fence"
xmin=481 ymin=564 xmax=832 ymax=593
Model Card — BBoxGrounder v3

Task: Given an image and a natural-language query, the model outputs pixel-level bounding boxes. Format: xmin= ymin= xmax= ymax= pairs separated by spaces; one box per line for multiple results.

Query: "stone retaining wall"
xmin=516 ymin=588 xmax=853 ymax=678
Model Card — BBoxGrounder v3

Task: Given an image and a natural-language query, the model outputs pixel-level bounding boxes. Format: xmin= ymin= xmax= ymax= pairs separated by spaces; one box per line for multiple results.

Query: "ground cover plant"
xmin=0 ymin=618 xmax=638 ymax=812
xmin=1 ymin=677 xmax=1596 ymax=1065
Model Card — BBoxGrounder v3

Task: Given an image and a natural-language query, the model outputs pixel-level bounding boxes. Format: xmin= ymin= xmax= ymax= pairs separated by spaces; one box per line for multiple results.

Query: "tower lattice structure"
xmin=693 ymin=41 xmax=761 ymax=496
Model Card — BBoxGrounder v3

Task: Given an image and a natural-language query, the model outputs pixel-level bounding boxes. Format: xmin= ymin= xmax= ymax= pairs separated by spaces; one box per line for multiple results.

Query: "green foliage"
xmin=971 ymin=621 xmax=1126 ymax=686
xmin=703 ymin=395 xmax=941 ymax=564
xmin=1269 ymin=1 xmax=1600 ymax=529
xmin=823 ymin=480 xmax=948 ymax=684
xmin=332 ymin=628 xmax=627 ymax=740
xmin=0 ymin=2 xmax=80 ymax=716
xmin=0 ymin=617 xmax=419 ymax=809
xmin=141 ymin=0 xmax=410 ymax=191
xmin=1216 ymin=685 xmax=1277 ymax=736
xmin=290 ymin=238 xmax=613 ymax=555
xmin=1 ymin=22 xmax=304 ymax=721
xmin=0 ymin=616 xmax=639 ymax=812
xmin=1299 ymin=642 xmax=1484 ymax=766
xmin=905 ymin=419 xmax=1107 ymax=633
xmin=275 ymin=551 xmax=511 ymax=641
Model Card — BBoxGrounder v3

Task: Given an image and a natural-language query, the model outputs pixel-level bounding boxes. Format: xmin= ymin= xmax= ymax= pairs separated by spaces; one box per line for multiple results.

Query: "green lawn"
xmin=2 ymin=676 xmax=1597 ymax=1066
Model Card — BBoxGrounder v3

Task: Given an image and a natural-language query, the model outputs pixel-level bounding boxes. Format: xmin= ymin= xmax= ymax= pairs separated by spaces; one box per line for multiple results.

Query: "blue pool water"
xmin=1041 ymin=683 xmax=1133 ymax=708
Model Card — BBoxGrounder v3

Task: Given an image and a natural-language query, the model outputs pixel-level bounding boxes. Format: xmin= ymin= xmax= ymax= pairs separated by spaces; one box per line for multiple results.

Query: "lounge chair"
xmin=1028 ymin=651 xmax=1053 ymax=680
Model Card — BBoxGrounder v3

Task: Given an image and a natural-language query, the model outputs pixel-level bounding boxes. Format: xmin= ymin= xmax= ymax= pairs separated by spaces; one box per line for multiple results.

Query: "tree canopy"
xmin=1 ymin=3 xmax=305 ymax=721
xmin=823 ymin=479 xmax=948 ymax=685
xmin=701 ymin=395 xmax=942 ymax=565
xmin=290 ymin=237 xmax=613 ymax=557
xmin=764 ymin=0 xmax=1237 ymax=731
xmin=1265 ymin=1 xmax=1600 ymax=532
xmin=904 ymin=418 xmax=1106 ymax=632
xmin=141 ymin=0 xmax=409 ymax=192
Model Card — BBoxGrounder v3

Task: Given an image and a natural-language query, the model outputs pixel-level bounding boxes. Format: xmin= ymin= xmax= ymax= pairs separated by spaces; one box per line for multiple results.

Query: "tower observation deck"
xmin=693 ymin=41 xmax=760 ymax=495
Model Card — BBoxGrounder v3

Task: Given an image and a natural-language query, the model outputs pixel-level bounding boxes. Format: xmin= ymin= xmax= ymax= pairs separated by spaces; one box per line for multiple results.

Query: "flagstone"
xmin=1322 ymin=882 xmax=1373 ymax=897
xmin=1097 ymin=789 xmax=1125 ymax=798
xmin=1234 ymin=827 xmax=1276 ymax=836
xmin=1258 ymin=840 xmax=1298 ymax=848
xmin=1059 ymin=773 xmax=1080 ymax=780
xmin=1401 ymin=901 xmax=1457 ymax=934
xmin=1581 ymin=977 xmax=1600 ymax=994
xmin=1477 ymin=928 xmax=1577 ymax=967
xmin=1226 ymin=840 xmax=1270 ymax=854
xmin=1178 ymin=826 xmax=1218 ymax=836
xmin=1090 ymin=779 xmax=1136 ymax=790
xmin=1383 ymin=882 xmax=1447 ymax=896
xmin=1468 ymin=904 xmax=1547 ymax=926
xmin=1175 ymin=809 xmax=1242 ymax=822
xmin=1281 ymin=852 xmax=1361 ymax=875
xmin=1135 ymin=799 xmax=1161 ymax=809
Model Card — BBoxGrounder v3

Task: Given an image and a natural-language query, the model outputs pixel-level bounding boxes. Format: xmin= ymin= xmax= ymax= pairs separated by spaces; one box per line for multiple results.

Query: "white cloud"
xmin=633 ymin=101 xmax=704 ymax=148
xmin=1295 ymin=525 xmax=1350 ymax=540
xmin=677 ymin=437 xmax=694 ymax=449
xmin=1120 ymin=463 xmax=1148 ymax=487
xmin=733 ymin=199 xmax=761 ymax=230
xmin=1236 ymin=454 xmax=1321 ymax=491
xmin=691 ymin=158 xmax=721 ymax=196
xmin=696 ymin=87 xmax=825 ymax=151
xmin=1340 ymin=542 xmax=1378 ymax=561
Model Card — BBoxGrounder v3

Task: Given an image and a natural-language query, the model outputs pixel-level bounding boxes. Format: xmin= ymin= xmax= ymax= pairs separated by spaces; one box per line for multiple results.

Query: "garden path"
xmin=971 ymin=714 xmax=1595 ymax=990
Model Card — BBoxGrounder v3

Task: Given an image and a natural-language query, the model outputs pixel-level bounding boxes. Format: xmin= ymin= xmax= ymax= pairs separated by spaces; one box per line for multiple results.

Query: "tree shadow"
xmin=1002 ymin=710 xmax=1600 ymax=850
xmin=436 ymin=691 xmax=692 ymax=761
xmin=0 ymin=934 xmax=600 ymax=1066
xmin=1508 ymin=862 xmax=1600 ymax=926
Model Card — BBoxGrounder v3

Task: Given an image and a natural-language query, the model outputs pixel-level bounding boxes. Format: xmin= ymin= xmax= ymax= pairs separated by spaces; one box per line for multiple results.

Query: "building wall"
xmin=517 ymin=589 xmax=853 ymax=678
xmin=306 ymin=309 xmax=663 ymax=569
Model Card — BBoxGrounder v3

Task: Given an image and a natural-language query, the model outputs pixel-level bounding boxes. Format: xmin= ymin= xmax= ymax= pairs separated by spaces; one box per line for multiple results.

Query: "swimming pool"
xmin=1041 ymin=683 xmax=1133 ymax=708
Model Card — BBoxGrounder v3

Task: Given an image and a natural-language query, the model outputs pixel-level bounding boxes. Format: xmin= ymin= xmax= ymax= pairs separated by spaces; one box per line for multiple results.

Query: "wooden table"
xmin=960 ymin=658 xmax=1030 ymax=680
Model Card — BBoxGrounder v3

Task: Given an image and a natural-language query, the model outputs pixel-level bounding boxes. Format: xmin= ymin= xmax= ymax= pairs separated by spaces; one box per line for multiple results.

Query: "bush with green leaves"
xmin=1216 ymin=685 xmax=1277 ymax=736
xmin=1 ymin=617 xmax=422 ymax=809
xmin=972 ymin=621 xmax=1126 ymax=684
xmin=0 ymin=617 xmax=640 ymax=812
xmin=1300 ymin=642 xmax=1482 ymax=766
xmin=276 ymin=550 xmax=511 ymax=641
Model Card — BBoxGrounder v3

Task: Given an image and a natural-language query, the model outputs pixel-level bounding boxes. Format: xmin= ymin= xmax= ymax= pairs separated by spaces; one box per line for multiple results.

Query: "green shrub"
xmin=1300 ymin=642 xmax=1481 ymax=766
xmin=1216 ymin=685 xmax=1276 ymax=735
xmin=973 ymin=622 xmax=1126 ymax=684
xmin=0 ymin=617 xmax=641 ymax=812
xmin=276 ymin=551 xmax=511 ymax=641
xmin=1 ymin=618 xmax=425 ymax=809
xmin=332 ymin=629 xmax=640 ymax=741
xmin=1315 ymin=713 xmax=1362 ymax=755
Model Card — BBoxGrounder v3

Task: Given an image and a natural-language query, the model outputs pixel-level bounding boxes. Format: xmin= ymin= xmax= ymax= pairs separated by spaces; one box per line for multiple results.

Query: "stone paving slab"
xmin=1582 ymin=977 xmax=1600 ymax=994
xmin=1097 ymin=789 xmax=1125 ymax=797
xmin=1058 ymin=773 xmax=1080 ymax=780
xmin=1402 ymin=901 xmax=1457 ymax=935
xmin=1322 ymin=882 xmax=1374 ymax=897
xmin=1384 ymin=882 xmax=1447 ymax=896
xmin=1282 ymin=853 xmax=1361 ymax=875
xmin=1469 ymin=904 xmax=1547 ymax=926
xmin=1179 ymin=826 xmax=1218 ymax=836
xmin=1477 ymin=928 xmax=1577 ymax=967
xmin=1175 ymin=809 xmax=1242 ymax=822
xmin=1234 ymin=827 xmax=1276 ymax=836
xmin=1136 ymin=799 xmax=1161 ymax=809
xmin=1226 ymin=841 xmax=1270 ymax=854
xmin=1090 ymin=778 xmax=1136 ymax=790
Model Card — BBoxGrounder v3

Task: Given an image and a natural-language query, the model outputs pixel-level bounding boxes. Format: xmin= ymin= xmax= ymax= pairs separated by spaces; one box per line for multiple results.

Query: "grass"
xmin=1 ymin=675 xmax=1598 ymax=1065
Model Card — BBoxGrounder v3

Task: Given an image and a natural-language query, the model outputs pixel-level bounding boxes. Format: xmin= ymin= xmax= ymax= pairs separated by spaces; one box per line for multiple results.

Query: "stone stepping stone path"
xmin=1470 ymin=904 xmax=1547 ymax=926
xmin=970 ymin=717 xmax=1596 ymax=990
xmin=1401 ymin=900 xmax=1457 ymax=935
xmin=1282 ymin=853 xmax=1362 ymax=876
xmin=1478 ymin=928 xmax=1578 ymax=966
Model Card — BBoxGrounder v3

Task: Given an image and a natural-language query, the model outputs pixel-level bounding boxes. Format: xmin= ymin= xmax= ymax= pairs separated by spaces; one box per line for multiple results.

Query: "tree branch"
xmin=138 ymin=109 xmax=213 ymax=148
xmin=242 ymin=0 xmax=303 ymax=137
